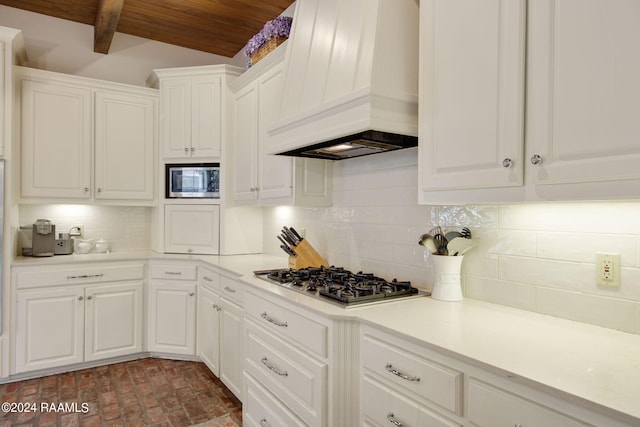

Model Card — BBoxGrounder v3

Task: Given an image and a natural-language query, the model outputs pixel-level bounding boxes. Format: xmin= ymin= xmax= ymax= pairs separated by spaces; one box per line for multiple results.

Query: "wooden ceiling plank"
xmin=94 ymin=0 xmax=125 ymax=54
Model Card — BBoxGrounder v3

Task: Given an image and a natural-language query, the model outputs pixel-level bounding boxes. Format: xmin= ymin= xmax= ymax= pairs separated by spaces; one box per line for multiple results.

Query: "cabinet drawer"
xmin=244 ymin=373 xmax=306 ymax=427
xmin=362 ymin=375 xmax=462 ymax=427
xmin=467 ymin=378 xmax=585 ymax=427
xmin=245 ymin=320 xmax=326 ymax=427
xmin=198 ymin=266 xmax=220 ymax=291
xmin=361 ymin=334 xmax=462 ymax=415
xmin=15 ymin=263 xmax=145 ymax=289
xmin=244 ymin=291 xmax=327 ymax=357
xmin=220 ymin=275 xmax=244 ymax=305
xmin=150 ymin=263 xmax=197 ymax=280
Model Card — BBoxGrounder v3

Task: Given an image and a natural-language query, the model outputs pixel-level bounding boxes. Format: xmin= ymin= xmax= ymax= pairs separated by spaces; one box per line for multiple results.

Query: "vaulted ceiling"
xmin=0 ymin=0 xmax=295 ymax=56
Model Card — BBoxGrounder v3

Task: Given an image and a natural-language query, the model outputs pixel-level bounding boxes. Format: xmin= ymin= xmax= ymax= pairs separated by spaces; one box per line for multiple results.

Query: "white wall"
xmin=263 ymin=148 xmax=640 ymax=335
xmin=0 ymin=6 xmax=245 ymax=86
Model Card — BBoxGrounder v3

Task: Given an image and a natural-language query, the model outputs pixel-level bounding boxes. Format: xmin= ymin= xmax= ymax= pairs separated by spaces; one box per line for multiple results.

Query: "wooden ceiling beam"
xmin=94 ymin=0 xmax=124 ymax=54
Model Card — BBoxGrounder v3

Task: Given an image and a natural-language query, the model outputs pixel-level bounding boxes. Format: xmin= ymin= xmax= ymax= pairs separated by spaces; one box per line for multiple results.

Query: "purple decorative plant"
xmin=244 ymin=16 xmax=293 ymax=56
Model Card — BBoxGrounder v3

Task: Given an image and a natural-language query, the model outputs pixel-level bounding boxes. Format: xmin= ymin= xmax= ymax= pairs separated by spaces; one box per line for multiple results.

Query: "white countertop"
xmin=11 ymin=252 xmax=640 ymax=423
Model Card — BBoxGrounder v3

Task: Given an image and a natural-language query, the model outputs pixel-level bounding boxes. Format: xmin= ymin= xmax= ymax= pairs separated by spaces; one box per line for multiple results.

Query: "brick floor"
xmin=0 ymin=358 xmax=242 ymax=426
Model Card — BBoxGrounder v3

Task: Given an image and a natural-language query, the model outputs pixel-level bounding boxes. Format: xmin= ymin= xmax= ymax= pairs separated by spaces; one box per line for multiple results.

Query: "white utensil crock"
xmin=431 ymin=255 xmax=464 ymax=301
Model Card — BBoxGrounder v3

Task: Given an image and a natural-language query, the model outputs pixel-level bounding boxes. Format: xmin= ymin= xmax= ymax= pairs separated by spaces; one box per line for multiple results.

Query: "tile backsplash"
xmin=18 ymin=205 xmax=151 ymax=253
xmin=263 ymin=148 xmax=640 ymax=335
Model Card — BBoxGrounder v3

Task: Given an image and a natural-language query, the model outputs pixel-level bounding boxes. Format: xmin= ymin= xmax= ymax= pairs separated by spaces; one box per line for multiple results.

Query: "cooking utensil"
xmin=418 ymin=233 xmax=438 ymax=254
xmin=461 ymin=227 xmax=472 ymax=239
xmin=445 ymin=231 xmax=462 ymax=242
xmin=433 ymin=233 xmax=448 ymax=255
xmin=447 ymin=237 xmax=474 ymax=256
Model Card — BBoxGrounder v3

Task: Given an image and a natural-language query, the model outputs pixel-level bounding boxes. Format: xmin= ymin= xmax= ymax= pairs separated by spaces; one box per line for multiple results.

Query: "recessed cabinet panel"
xmin=232 ymin=84 xmax=259 ymax=201
xmin=95 ymin=91 xmax=155 ymax=200
xmin=164 ymin=204 xmax=220 ymax=255
xmin=148 ymin=281 xmax=196 ymax=355
xmin=527 ymin=0 xmax=640 ymax=186
xmin=419 ymin=0 xmax=526 ymax=191
xmin=21 ymin=79 xmax=92 ymax=198
xmin=15 ymin=287 xmax=85 ymax=373
xmin=84 ymin=282 xmax=143 ymax=361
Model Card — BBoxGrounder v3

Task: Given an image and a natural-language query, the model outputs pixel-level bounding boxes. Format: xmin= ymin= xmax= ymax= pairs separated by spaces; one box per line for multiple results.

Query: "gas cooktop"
xmin=254 ymin=266 xmax=426 ymax=308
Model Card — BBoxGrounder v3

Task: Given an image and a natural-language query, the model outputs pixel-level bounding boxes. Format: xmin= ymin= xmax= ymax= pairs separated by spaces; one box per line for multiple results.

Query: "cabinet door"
xmin=0 ymin=41 xmax=5 ymax=158
xmin=220 ymin=297 xmax=243 ymax=399
xmin=419 ymin=0 xmax=526 ymax=191
xmin=164 ymin=204 xmax=220 ymax=255
xmin=258 ymin=64 xmax=294 ymax=202
xmin=232 ymin=83 xmax=259 ymax=202
xmin=21 ymin=79 xmax=92 ymax=199
xmin=84 ymin=282 xmax=143 ymax=362
xmin=197 ymin=284 xmax=221 ymax=376
xmin=161 ymin=78 xmax=192 ymax=158
xmin=15 ymin=287 xmax=84 ymax=373
xmin=191 ymin=76 xmax=222 ymax=158
xmin=527 ymin=0 xmax=640 ymax=188
xmin=148 ymin=281 xmax=197 ymax=355
xmin=95 ymin=91 xmax=155 ymax=201
xmin=468 ymin=378 xmax=585 ymax=427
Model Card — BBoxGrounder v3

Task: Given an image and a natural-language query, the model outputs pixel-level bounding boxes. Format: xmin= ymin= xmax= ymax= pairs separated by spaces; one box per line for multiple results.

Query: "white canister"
xmin=95 ymin=239 xmax=109 ymax=253
xmin=431 ymin=255 xmax=464 ymax=301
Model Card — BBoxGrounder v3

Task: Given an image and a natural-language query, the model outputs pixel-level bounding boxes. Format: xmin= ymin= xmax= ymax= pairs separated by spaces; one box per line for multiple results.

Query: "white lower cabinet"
xmin=197 ymin=267 xmax=222 ymax=375
xmin=219 ymin=276 xmax=245 ymax=399
xmin=147 ymin=263 xmax=197 ymax=355
xmin=243 ymin=290 xmax=329 ymax=427
xmin=244 ymin=372 xmax=306 ymax=427
xmin=361 ymin=325 xmax=630 ymax=427
xmin=13 ymin=262 xmax=144 ymax=374
xmin=467 ymin=378 xmax=584 ymax=427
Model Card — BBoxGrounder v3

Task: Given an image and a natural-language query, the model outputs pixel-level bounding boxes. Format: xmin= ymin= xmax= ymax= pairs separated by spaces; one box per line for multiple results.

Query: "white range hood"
xmin=268 ymin=0 xmax=419 ymax=160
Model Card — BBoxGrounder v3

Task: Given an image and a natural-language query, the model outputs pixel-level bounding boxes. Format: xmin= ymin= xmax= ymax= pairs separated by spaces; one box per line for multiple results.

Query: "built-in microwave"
xmin=166 ymin=163 xmax=220 ymax=198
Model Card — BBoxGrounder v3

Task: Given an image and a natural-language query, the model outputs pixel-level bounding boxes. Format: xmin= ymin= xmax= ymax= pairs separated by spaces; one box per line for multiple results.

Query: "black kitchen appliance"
xmin=166 ymin=163 xmax=220 ymax=199
xmin=255 ymin=266 xmax=425 ymax=308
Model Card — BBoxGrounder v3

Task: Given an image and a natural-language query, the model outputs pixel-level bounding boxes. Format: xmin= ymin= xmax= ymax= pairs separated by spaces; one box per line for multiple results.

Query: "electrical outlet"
xmin=69 ymin=225 xmax=84 ymax=238
xmin=596 ymin=253 xmax=620 ymax=287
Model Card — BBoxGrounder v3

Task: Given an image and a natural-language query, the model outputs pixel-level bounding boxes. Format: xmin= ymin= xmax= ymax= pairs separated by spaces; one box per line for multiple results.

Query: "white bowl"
xmin=95 ymin=239 xmax=109 ymax=253
xmin=74 ymin=239 xmax=94 ymax=254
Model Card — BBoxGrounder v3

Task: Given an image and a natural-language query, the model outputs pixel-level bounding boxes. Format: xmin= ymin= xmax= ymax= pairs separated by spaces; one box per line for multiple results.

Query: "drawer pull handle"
xmin=260 ymin=419 xmax=270 ymax=427
xmin=261 ymin=312 xmax=288 ymax=328
xmin=385 ymin=364 xmax=420 ymax=382
xmin=202 ymin=276 xmax=213 ymax=282
xmin=67 ymin=273 xmax=104 ymax=280
xmin=165 ymin=271 xmax=182 ymax=275
xmin=224 ymin=286 xmax=236 ymax=293
xmin=261 ymin=357 xmax=288 ymax=377
xmin=212 ymin=304 xmax=221 ymax=312
xmin=387 ymin=413 xmax=405 ymax=427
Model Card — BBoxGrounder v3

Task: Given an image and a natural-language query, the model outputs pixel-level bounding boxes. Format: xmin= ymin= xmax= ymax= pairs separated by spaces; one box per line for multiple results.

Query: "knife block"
xmin=288 ymin=239 xmax=329 ymax=269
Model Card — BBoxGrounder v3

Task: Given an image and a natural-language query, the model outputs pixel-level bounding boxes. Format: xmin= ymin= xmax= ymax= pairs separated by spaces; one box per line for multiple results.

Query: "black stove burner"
xmin=258 ymin=266 xmax=420 ymax=306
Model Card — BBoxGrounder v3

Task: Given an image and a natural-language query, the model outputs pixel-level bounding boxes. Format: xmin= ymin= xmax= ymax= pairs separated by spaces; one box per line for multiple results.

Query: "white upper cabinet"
xmin=0 ymin=27 xmax=26 ymax=158
xmin=19 ymin=67 xmax=157 ymax=204
xmin=149 ymin=65 xmax=243 ymax=160
xmin=229 ymin=44 xmax=332 ymax=207
xmin=526 ymin=0 xmax=640 ymax=189
xmin=419 ymin=0 xmax=640 ymax=203
xmin=419 ymin=0 xmax=526 ymax=192
xmin=94 ymin=91 xmax=155 ymax=201
xmin=21 ymin=78 xmax=92 ymax=200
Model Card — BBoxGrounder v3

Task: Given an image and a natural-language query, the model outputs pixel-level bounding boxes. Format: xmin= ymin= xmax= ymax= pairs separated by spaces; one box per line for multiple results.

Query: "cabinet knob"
xmin=212 ymin=304 xmax=221 ymax=312
xmin=87 ymin=295 xmax=93 ymax=300
xmin=502 ymin=158 xmax=513 ymax=168
xmin=97 ymin=188 xmax=102 ymax=193
xmin=189 ymin=292 xmax=195 ymax=297
xmin=386 ymin=413 xmax=405 ymax=427
xmin=83 ymin=187 xmax=89 ymax=193
xmin=184 ymin=147 xmax=189 ymax=153
xmin=78 ymin=296 xmax=84 ymax=301
xmin=190 ymin=147 xmax=195 ymax=152
xmin=530 ymin=154 xmax=542 ymax=165
xmin=188 ymin=248 xmax=193 ymax=253
xmin=260 ymin=419 xmax=271 ymax=427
